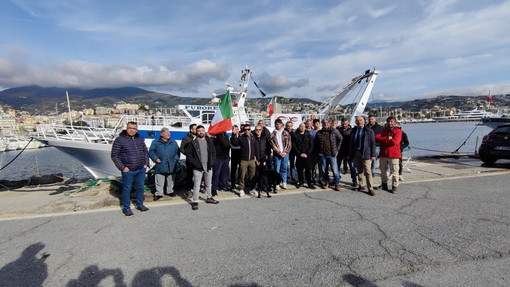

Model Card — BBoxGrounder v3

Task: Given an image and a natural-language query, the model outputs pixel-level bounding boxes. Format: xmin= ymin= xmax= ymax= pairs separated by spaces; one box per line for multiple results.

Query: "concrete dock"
xmin=1 ymin=155 xmax=508 ymax=219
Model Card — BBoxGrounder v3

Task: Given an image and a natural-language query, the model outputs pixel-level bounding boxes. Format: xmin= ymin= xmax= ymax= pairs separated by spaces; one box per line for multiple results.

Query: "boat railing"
xmin=122 ymin=115 xmax=193 ymax=127
xmin=36 ymin=124 xmax=115 ymax=144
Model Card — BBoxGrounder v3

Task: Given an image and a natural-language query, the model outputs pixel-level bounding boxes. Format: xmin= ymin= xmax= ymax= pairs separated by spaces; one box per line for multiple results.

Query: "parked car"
xmin=478 ymin=124 xmax=510 ymax=164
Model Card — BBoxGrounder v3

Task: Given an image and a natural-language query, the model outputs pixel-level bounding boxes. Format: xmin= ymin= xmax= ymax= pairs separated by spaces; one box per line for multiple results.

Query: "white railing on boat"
xmin=123 ymin=115 xmax=193 ymax=127
xmin=36 ymin=124 xmax=116 ymax=144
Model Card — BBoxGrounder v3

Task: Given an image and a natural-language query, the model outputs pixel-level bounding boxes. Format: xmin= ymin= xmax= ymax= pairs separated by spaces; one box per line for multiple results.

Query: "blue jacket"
xmin=148 ymin=137 xmax=180 ymax=174
xmin=111 ymin=130 xmax=149 ymax=171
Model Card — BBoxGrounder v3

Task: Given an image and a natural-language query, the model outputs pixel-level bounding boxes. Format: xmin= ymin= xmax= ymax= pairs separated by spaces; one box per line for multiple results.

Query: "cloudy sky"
xmin=1 ymin=0 xmax=510 ymax=102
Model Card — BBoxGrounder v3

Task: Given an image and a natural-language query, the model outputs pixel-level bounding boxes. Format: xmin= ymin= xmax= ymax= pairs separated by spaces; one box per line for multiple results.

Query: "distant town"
xmin=1 ymin=85 xmax=509 ymax=136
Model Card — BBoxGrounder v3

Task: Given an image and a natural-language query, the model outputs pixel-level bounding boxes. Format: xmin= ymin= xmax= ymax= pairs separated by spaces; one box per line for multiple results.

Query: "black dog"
xmin=257 ymin=168 xmax=283 ymax=198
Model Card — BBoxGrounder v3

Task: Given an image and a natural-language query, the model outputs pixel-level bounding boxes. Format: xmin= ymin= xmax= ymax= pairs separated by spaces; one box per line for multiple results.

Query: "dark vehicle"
xmin=478 ymin=124 xmax=510 ymax=164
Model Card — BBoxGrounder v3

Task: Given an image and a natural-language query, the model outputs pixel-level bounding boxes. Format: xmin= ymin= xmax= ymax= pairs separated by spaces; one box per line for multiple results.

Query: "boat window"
xmin=201 ymin=112 xmax=215 ymax=124
xmin=147 ymin=131 xmax=156 ymax=137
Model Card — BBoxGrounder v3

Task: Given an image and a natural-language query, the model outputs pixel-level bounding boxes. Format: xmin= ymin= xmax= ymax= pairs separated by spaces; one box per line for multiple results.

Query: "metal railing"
xmin=36 ymin=124 xmax=116 ymax=144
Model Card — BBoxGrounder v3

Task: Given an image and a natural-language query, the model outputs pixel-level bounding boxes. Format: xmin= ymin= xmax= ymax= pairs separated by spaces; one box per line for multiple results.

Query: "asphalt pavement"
xmin=1 ymin=171 xmax=509 ymax=286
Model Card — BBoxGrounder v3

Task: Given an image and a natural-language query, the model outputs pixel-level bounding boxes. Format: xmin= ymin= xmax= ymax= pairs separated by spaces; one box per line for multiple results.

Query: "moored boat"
xmin=481 ymin=115 xmax=510 ymax=129
xmin=37 ymin=68 xmax=380 ymax=178
xmin=432 ymin=108 xmax=499 ymax=121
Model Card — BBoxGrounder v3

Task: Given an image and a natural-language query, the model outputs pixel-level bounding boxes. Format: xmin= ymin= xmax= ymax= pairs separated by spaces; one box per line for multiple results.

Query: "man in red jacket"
xmin=375 ymin=116 xmax=402 ymax=193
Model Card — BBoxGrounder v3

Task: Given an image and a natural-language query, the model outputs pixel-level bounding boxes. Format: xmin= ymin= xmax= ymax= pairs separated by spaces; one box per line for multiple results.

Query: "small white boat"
xmin=0 ymin=136 xmax=46 ymax=151
xmin=4 ymin=138 xmax=19 ymax=151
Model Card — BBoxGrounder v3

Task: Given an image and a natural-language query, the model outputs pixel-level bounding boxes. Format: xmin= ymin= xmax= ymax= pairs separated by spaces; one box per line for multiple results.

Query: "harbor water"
xmin=401 ymin=121 xmax=493 ymax=157
xmin=0 ymin=121 xmax=494 ymax=181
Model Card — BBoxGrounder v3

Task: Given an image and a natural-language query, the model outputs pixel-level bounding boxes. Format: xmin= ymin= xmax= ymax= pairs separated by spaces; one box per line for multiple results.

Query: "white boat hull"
xmin=481 ymin=117 xmax=510 ymax=129
xmin=44 ymin=139 xmax=120 ymax=178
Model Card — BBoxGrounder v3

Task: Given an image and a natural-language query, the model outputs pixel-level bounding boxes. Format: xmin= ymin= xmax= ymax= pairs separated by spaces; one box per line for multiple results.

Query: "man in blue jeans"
xmin=269 ymin=119 xmax=292 ymax=190
xmin=111 ymin=121 xmax=149 ymax=217
xmin=315 ymin=119 xmax=343 ymax=191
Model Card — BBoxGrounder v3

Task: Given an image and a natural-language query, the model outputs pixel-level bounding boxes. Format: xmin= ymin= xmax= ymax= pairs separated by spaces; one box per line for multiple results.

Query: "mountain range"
xmin=1 ymin=86 xmax=509 ymax=115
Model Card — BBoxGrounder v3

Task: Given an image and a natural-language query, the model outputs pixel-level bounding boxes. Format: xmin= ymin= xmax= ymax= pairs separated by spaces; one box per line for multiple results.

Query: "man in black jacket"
xmin=253 ymin=125 xmax=271 ymax=192
xmin=230 ymin=125 xmax=242 ymax=191
xmin=350 ymin=116 xmax=376 ymax=196
xmin=291 ymin=123 xmax=315 ymax=189
xmin=180 ymin=124 xmax=197 ymax=196
xmin=212 ymin=132 xmax=230 ymax=195
xmin=185 ymin=125 xmax=218 ymax=210
xmin=397 ymin=125 xmax=410 ymax=181
xmin=367 ymin=115 xmax=383 ymax=174
xmin=257 ymin=120 xmax=272 ymax=169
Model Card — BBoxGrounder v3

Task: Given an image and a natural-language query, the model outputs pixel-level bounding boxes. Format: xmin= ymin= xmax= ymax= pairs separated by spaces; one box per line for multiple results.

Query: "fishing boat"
xmin=36 ymin=68 xmax=380 ymax=178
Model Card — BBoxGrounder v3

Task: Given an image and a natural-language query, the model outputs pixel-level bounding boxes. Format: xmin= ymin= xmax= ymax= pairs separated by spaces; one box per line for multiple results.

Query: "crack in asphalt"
xmin=0 ymin=218 xmax=53 ymax=245
xmin=303 ymin=191 xmax=413 ymax=280
xmin=94 ymin=223 xmax=113 ymax=234
xmin=301 ymin=190 xmax=510 ymax=283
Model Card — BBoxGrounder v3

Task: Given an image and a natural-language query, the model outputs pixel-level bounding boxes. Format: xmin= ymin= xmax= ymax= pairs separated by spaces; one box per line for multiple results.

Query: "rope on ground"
xmin=0 ymin=137 xmax=35 ymax=172
xmin=452 ymin=120 xmax=481 ymax=153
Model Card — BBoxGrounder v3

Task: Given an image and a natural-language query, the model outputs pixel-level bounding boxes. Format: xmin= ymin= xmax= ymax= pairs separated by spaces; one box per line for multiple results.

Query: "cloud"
xmin=256 ymin=72 xmax=309 ymax=94
xmin=0 ymin=48 xmax=229 ymax=92
xmin=411 ymin=84 xmax=510 ymax=100
xmin=367 ymin=5 xmax=396 ymax=18
xmin=2 ymin=0 xmax=510 ymax=101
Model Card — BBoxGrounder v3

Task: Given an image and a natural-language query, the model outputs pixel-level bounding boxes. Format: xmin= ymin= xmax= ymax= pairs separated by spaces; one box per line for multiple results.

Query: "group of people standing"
xmin=111 ymin=115 xmax=409 ymax=216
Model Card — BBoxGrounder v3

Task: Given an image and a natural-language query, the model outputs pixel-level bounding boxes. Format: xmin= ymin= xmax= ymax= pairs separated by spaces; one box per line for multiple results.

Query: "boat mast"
xmin=66 ymin=91 xmax=73 ymax=128
xmin=349 ymin=70 xmax=379 ymax=124
xmin=317 ymin=69 xmax=379 ymax=122
xmin=232 ymin=67 xmax=251 ymax=124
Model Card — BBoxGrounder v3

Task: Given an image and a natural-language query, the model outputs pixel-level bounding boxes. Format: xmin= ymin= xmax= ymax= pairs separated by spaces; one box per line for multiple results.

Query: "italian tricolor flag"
xmin=267 ymin=96 xmax=275 ymax=116
xmin=208 ymin=91 xmax=234 ymax=135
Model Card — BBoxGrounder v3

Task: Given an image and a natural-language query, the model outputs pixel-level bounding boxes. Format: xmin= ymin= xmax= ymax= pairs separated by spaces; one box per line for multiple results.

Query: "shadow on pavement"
xmin=66 ymin=265 xmax=195 ymax=287
xmin=131 ymin=266 xmax=194 ymax=287
xmin=343 ymin=274 xmax=378 ymax=286
xmin=67 ymin=265 xmax=126 ymax=287
xmin=0 ymin=242 xmax=49 ymax=287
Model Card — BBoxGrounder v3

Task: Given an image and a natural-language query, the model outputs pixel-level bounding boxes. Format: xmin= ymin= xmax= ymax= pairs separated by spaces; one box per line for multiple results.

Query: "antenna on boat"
xmin=66 ymin=91 xmax=73 ymax=128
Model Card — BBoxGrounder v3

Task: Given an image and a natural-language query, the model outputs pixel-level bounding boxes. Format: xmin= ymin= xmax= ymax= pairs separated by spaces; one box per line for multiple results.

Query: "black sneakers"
xmin=122 ymin=209 xmax=134 ymax=217
xmin=191 ymin=202 xmax=198 ymax=210
xmin=205 ymin=198 xmax=219 ymax=204
xmin=153 ymin=195 xmax=163 ymax=201
xmin=136 ymin=205 xmax=149 ymax=212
